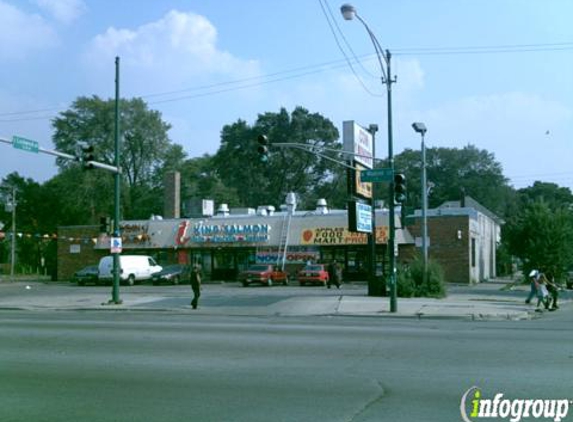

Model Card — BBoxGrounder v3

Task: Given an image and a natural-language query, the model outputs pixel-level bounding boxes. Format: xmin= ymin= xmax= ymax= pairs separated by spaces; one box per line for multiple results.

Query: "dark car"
xmin=238 ymin=264 xmax=289 ymax=287
xmin=151 ymin=264 xmax=191 ymax=285
xmin=73 ymin=265 xmax=99 ymax=286
xmin=298 ymin=264 xmax=329 ymax=286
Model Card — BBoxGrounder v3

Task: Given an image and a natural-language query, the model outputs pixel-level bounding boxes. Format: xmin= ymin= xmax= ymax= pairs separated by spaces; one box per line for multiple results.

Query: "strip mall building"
xmin=57 ymin=195 xmax=502 ymax=285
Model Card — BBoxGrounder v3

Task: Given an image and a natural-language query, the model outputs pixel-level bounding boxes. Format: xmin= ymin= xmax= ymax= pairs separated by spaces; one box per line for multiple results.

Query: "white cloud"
xmin=0 ymin=1 xmax=58 ymax=60
xmin=34 ymin=0 xmax=86 ymax=24
xmin=83 ymin=10 xmax=261 ymax=85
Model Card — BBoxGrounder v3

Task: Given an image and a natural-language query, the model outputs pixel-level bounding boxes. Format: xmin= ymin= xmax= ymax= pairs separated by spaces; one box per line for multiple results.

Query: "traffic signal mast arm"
xmin=0 ymin=136 xmax=121 ymax=174
xmin=272 ymin=142 xmax=384 ymax=171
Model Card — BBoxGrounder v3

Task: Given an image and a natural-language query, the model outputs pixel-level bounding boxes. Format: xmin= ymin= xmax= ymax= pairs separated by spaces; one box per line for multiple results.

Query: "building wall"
xmin=469 ymin=212 xmax=499 ymax=282
xmin=409 ymin=215 xmax=471 ymax=284
xmin=57 ymin=226 xmax=106 ymax=281
xmin=408 ymin=206 xmax=501 ymax=284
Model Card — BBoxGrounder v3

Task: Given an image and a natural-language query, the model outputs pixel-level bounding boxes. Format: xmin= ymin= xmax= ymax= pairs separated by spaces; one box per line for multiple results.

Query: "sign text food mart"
xmin=301 ymin=227 xmax=388 ymax=245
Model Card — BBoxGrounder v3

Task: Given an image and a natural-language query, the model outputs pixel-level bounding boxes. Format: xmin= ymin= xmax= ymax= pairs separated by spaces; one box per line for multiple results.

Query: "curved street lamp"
xmin=341 ymin=3 xmax=398 ymax=312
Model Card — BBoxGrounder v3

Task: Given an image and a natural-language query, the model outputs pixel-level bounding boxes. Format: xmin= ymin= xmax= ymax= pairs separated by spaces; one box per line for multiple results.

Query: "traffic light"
xmin=79 ymin=143 xmax=95 ymax=169
xmin=257 ymin=135 xmax=270 ymax=162
xmin=394 ymin=173 xmax=407 ymax=204
xmin=99 ymin=216 xmax=110 ymax=234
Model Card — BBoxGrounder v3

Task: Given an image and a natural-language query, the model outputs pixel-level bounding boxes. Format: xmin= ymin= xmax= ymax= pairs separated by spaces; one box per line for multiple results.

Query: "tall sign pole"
xmin=10 ymin=187 xmax=16 ymax=278
xmin=111 ymin=56 xmax=122 ymax=304
xmin=367 ymin=124 xmax=379 ymax=296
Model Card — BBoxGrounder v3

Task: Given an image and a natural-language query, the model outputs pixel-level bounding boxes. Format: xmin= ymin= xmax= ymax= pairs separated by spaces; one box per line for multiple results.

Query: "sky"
xmin=0 ymin=0 xmax=572 ymax=192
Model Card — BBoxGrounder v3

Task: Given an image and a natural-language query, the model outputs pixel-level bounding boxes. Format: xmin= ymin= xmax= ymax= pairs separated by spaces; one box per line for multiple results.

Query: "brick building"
xmin=57 ymin=225 xmax=105 ymax=281
xmin=407 ymin=196 xmax=503 ymax=284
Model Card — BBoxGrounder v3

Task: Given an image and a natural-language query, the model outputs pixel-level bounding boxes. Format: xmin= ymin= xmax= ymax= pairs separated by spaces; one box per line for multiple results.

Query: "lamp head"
xmin=412 ymin=122 xmax=427 ymax=135
xmin=340 ymin=4 xmax=356 ymax=20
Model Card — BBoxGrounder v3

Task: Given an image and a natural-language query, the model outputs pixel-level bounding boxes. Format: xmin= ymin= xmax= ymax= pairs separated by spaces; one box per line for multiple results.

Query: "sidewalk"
xmin=0 ymin=278 xmax=568 ymax=321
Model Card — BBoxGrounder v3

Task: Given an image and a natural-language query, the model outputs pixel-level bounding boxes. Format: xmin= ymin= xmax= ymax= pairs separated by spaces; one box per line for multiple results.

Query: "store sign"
xmin=256 ymin=247 xmax=320 ymax=264
xmin=354 ymin=162 xmax=372 ymax=199
xmin=343 ymin=121 xmax=373 ymax=169
xmin=301 ymin=227 xmax=388 ymax=245
xmin=191 ymin=223 xmax=271 ymax=243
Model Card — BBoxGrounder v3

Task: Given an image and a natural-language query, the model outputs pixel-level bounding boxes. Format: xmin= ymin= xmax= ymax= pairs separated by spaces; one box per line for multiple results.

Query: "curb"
xmin=0 ymin=304 xmax=537 ymax=321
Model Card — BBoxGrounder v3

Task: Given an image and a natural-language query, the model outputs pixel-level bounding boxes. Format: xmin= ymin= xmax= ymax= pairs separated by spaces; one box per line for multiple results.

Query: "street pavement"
xmin=1 ymin=276 xmax=570 ymax=320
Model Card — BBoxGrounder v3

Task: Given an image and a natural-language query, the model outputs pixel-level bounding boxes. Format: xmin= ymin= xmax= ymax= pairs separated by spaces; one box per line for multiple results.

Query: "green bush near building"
xmin=397 ymin=257 xmax=447 ymax=298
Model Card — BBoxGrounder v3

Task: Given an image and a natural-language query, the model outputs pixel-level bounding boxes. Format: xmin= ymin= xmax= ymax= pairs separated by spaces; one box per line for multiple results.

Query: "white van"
xmin=98 ymin=255 xmax=162 ymax=285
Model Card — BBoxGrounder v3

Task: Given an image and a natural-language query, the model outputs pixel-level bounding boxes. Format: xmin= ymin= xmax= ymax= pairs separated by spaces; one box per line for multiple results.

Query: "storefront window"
xmin=213 ymin=249 xmax=237 ymax=281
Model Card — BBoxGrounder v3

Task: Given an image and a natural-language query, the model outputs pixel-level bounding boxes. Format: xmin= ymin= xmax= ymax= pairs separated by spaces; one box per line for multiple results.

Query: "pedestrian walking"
xmin=190 ymin=265 xmax=202 ymax=309
xmin=545 ymin=272 xmax=560 ymax=311
xmin=535 ymin=273 xmax=550 ymax=312
xmin=525 ymin=269 xmax=539 ymax=304
xmin=327 ymin=260 xmax=342 ymax=289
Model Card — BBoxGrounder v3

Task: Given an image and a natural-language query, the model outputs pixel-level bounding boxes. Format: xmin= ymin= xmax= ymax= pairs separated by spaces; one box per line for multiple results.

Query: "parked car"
xmin=73 ymin=265 xmax=99 ymax=286
xmin=238 ymin=264 xmax=289 ymax=287
xmin=98 ymin=255 xmax=162 ymax=286
xmin=151 ymin=264 xmax=191 ymax=285
xmin=298 ymin=264 xmax=330 ymax=286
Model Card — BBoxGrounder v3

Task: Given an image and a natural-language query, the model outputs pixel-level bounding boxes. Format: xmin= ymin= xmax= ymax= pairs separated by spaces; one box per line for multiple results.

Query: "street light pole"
xmin=412 ymin=122 xmax=428 ymax=286
xmin=341 ymin=3 xmax=398 ymax=311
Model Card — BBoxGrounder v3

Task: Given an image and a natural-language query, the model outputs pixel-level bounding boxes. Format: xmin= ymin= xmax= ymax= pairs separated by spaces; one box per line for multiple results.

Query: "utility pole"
xmin=111 ymin=56 xmax=122 ymax=305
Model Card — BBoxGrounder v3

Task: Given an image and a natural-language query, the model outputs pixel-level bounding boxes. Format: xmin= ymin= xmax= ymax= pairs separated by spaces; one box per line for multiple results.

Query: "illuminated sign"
xmin=353 ymin=162 xmax=372 ymax=199
xmin=343 ymin=121 xmax=373 ymax=169
xmin=256 ymin=247 xmax=320 ymax=264
xmin=191 ymin=223 xmax=271 ymax=244
xmin=301 ymin=227 xmax=388 ymax=245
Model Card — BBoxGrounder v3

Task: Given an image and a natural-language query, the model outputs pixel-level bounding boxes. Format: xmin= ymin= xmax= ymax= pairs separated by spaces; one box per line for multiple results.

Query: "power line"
xmin=393 ymin=42 xmax=573 ymax=56
xmin=320 ymin=0 xmax=379 ymax=79
xmin=0 ymin=41 xmax=571 ymax=120
xmin=317 ymin=0 xmax=382 ymax=97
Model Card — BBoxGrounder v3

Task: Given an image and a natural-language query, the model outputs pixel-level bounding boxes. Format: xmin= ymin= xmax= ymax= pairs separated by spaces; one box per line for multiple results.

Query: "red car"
xmin=239 ymin=264 xmax=289 ymax=287
xmin=298 ymin=264 xmax=330 ymax=286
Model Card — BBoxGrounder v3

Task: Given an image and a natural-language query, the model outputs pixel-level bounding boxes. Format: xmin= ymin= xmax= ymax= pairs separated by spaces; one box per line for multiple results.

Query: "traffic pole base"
xmin=102 ymin=299 xmax=123 ymax=305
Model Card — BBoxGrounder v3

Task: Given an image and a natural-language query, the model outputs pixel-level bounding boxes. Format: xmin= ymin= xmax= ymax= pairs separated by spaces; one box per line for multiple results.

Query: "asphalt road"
xmin=1 ymin=309 xmax=572 ymax=422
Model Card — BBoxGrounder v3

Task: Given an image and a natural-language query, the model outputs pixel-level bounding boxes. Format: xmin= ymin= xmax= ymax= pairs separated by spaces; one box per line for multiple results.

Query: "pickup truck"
xmin=238 ymin=264 xmax=289 ymax=287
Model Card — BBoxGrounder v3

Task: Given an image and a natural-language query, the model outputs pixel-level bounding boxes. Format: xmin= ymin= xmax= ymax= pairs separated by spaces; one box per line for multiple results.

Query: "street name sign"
xmin=12 ymin=135 xmax=39 ymax=153
xmin=360 ymin=168 xmax=393 ymax=183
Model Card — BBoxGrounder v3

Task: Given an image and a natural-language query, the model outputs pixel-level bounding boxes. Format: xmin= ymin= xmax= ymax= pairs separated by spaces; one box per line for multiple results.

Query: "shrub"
xmin=397 ymin=257 xmax=447 ymax=298
xmin=397 ymin=270 xmax=416 ymax=298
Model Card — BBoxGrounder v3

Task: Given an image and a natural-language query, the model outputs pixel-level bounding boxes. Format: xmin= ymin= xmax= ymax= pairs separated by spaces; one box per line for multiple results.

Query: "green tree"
xmin=504 ymin=200 xmax=573 ymax=281
xmin=213 ymin=107 xmax=343 ymax=209
xmin=41 ymin=167 xmax=117 ymax=225
xmin=52 ymin=96 xmax=173 ymax=219
xmin=179 ymin=155 xmax=240 ymax=211
xmin=392 ymin=144 xmax=511 ymax=215
xmin=0 ymin=173 xmax=56 ymax=274
xmin=515 ymin=181 xmax=573 ymax=209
